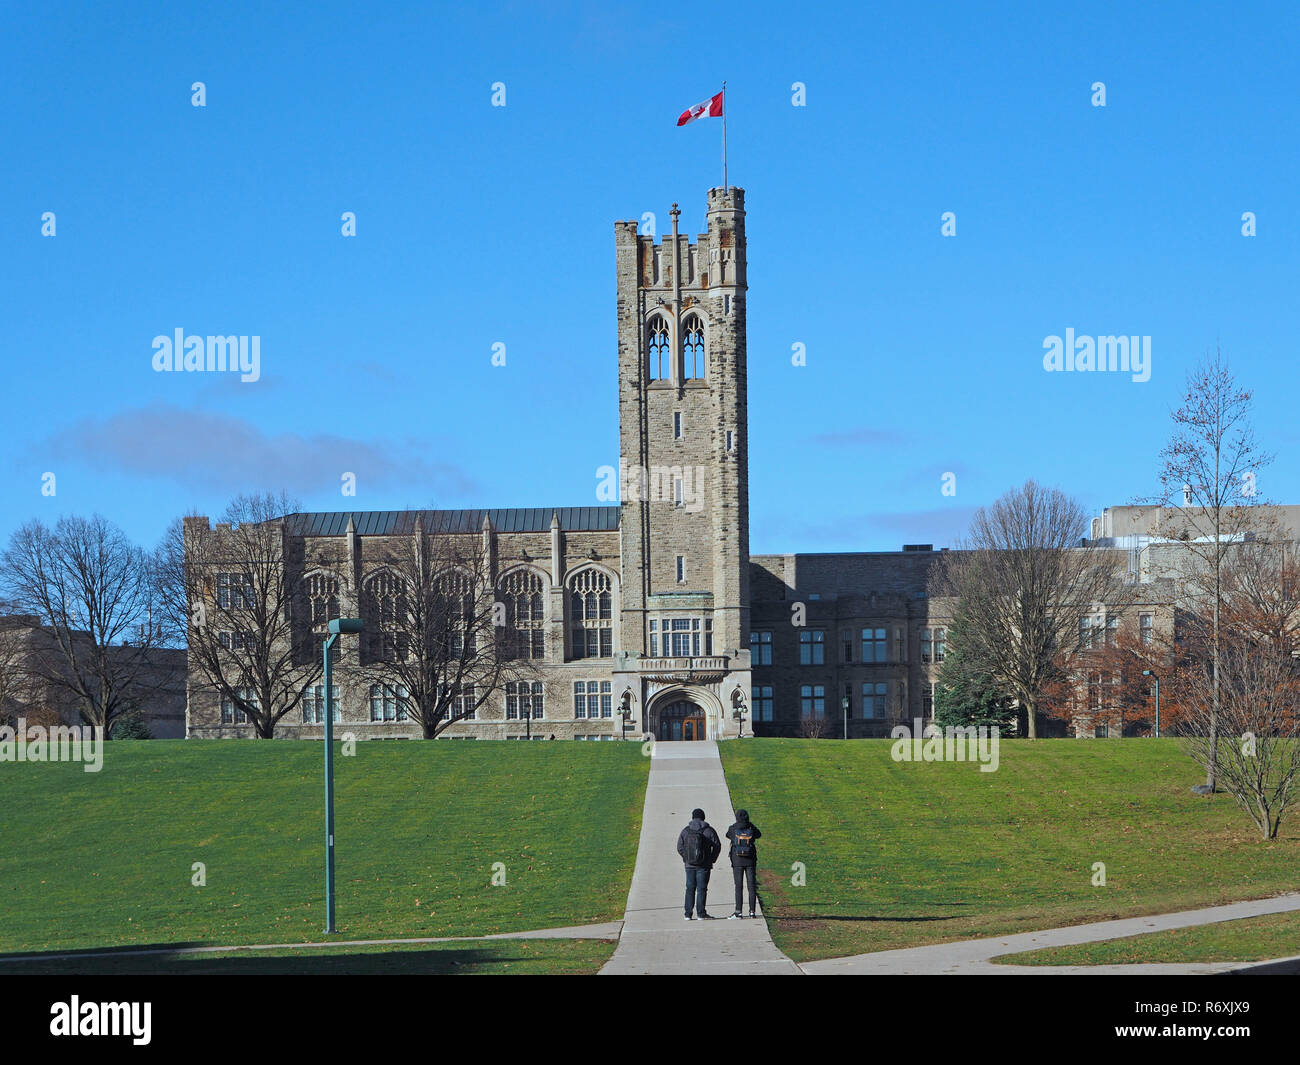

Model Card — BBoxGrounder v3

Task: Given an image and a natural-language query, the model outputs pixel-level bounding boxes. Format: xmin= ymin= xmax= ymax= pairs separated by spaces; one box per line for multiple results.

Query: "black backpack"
xmin=732 ymin=825 xmax=755 ymax=860
xmin=683 ymin=824 xmax=708 ymax=865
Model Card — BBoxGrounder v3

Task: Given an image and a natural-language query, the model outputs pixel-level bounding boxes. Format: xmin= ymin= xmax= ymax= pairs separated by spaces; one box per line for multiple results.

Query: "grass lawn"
xmin=0 ymin=937 xmax=618 ymax=975
xmin=718 ymin=738 xmax=1300 ymax=964
xmin=992 ymin=910 xmax=1300 ymax=966
xmin=0 ymin=740 xmax=648 ymax=958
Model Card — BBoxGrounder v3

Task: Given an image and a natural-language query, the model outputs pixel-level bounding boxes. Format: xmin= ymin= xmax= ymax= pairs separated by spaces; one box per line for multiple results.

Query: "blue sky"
xmin=4 ymin=0 xmax=1298 ymax=556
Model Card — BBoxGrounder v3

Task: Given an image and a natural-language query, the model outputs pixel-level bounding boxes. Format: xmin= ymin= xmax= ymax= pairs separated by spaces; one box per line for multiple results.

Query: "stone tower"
xmin=613 ymin=187 xmax=752 ymax=739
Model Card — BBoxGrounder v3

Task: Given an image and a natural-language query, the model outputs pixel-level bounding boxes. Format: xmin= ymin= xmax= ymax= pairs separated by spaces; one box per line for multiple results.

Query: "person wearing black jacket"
xmin=676 ymin=808 xmax=722 ymax=920
xmin=725 ymin=809 xmax=762 ymax=918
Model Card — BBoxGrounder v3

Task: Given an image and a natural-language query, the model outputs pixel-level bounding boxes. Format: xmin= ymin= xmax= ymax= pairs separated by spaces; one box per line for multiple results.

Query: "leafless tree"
xmin=1176 ymin=630 xmax=1300 ymax=839
xmin=0 ymin=604 xmax=39 ymax=729
xmin=798 ymin=713 xmax=834 ymax=739
xmin=2 ymin=515 xmax=161 ymax=735
xmin=162 ymin=492 xmax=320 ymax=738
xmin=360 ymin=516 xmax=542 ymax=738
xmin=1150 ymin=349 xmax=1274 ymax=790
xmin=931 ymin=480 xmax=1129 ymax=739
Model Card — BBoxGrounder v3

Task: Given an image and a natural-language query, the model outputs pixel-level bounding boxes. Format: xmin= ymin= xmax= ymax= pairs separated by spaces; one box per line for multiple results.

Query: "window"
xmin=499 ymin=570 xmax=545 ymax=660
xmin=862 ymin=681 xmax=888 ymax=719
xmin=1140 ymin=614 xmax=1153 ymax=645
xmin=862 ymin=627 xmax=886 ymax=663
xmin=216 ymin=572 xmax=254 ymax=611
xmin=365 ymin=570 xmax=410 ymax=660
xmin=650 ymin=619 xmax=658 ymax=657
xmin=841 ymin=630 xmax=853 ymax=664
xmin=922 ymin=628 xmax=932 ymax=663
xmin=674 ymin=478 xmax=684 ymax=507
xmin=674 ymin=412 xmax=683 ymax=439
xmin=449 ymin=684 xmax=476 ymax=721
xmin=726 ymin=430 xmax=734 ymax=452
xmin=305 ymin=573 xmax=340 ymax=628
xmin=648 ymin=316 xmax=670 ymax=380
xmin=505 ymin=681 xmax=544 ymax=720
xmin=676 ymin=556 xmax=685 ymax=583
xmin=799 ymin=629 xmax=825 ymax=665
xmin=574 ymin=680 xmax=613 ymax=719
xmin=683 ymin=314 xmax=706 ymax=379
xmin=752 ymin=685 xmax=773 ymax=721
xmin=1080 ymin=616 xmax=1095 ymax=651
xmin=894 ymin=627 xmax=904 ymax=662
xmin=666 ymin=617 xmax=711 ymax=657
xmin=750 ymin=630 xmax=772 ymax=666
xmin=218 ymin=629 xmax=251 ymax=650
xmin=1105 ymin=616 xmax=1118 ymax=647
xmin=368 ymin=683 xmax=409 ymax=722
xmin=220 ymin=687 xmax=257 ymax=724
xmin=800 ymin=684 xmax=826 ymax=717
xmin=922 ymin=683 xmax=934 ymax=717
xmin=934 ymin=628 xmax=946 ymax=662
xmin=570 ymin=568 xmax=613 ymax=659
xmin=302 ymin=685 xmax=340 ymax=724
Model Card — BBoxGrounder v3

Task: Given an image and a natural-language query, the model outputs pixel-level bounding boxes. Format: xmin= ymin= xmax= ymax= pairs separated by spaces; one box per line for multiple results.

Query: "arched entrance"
xmin=657 ymin=699 xmax=707 ymax=741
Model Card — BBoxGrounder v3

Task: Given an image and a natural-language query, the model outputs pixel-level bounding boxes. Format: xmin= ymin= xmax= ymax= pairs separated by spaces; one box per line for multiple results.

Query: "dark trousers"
xmin=684 ymin=865 xmax=711 ymax=916
xmin=732 ymin=862 xmax=757 ymax=912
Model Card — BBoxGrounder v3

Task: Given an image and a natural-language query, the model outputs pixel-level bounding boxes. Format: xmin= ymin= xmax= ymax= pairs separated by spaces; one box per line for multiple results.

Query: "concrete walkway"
xmin=801 ymin=892 xmax=1300 ymax=975
xmin=600 ymin=740 xmax=801 ymax=975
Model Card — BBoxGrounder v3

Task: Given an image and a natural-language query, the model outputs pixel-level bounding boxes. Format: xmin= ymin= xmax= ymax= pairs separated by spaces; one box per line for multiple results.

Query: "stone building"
xmin=183 ymin=186 xmax=1269 ymax=742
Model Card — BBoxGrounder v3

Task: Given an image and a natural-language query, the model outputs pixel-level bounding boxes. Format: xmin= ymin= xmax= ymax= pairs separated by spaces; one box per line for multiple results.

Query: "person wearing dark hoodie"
xmin=676 ymin=807 xmax=722 ymax=920
xmin=725 ymin=808 xmax=762 ymax=918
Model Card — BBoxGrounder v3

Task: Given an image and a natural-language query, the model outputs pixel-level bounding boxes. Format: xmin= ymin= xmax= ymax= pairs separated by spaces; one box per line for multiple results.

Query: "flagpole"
xmin=721 ymin=81 xmax=728 ymax=193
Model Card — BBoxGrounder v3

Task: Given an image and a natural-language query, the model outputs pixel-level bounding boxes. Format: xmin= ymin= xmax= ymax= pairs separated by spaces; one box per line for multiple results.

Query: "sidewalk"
xmin=599 ymin=740 xmax=801 ymax=975
xmin=800 ymin=892 xmax=1300 ymax=975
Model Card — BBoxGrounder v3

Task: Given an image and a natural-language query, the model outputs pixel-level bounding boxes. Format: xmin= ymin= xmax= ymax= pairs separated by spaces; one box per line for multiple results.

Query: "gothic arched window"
xmin=569 ymin=568 xmax=613 ymax=659
xmin=648 ymin=316 xmax=670 ymax=381
xmin=305 ymin=573 xmax=339 ymax=630
xmin=363 ymin=570 xmax=408 ymax=661
xmin=683 ymin=315 xmax=706 ymax=380
xmin=499 ymin=569 xmax=545 ymax=660
xmin=433 ymin=569 xmax=475 ymax=659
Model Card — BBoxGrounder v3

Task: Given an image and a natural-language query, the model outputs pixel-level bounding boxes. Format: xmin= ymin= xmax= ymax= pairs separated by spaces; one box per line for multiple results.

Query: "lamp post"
xmin=323 ymin=617 xmax=364 ymax=934
xmin=619 ymin=690 xmax=633 ymax=740
xmin=841 ymin=694 xmax=850 ymax=740
xmin=1142 ymin=669 xmax=1160 ymax=738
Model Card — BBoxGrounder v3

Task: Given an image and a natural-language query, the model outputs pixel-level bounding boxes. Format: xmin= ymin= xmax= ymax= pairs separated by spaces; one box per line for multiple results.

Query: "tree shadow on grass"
xmin=0 ymin=940 xmax=615 ymax=975
xmin=770 ymin=904 xmax=973 ymax=924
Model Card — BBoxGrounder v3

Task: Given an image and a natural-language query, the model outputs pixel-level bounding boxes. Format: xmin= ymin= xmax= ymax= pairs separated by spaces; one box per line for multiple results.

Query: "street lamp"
xmin=619 ymin=689 xmax=633 ymax=740
xmin=841 ymin=694 xmax=850 ymax=740
xmin=1142 ymin=669 xmax=1160 ymax=738
xmin=323 ymin=617 xmax=364 ymax=933
xmin=730 ymin=688 xmax=748 ymax=737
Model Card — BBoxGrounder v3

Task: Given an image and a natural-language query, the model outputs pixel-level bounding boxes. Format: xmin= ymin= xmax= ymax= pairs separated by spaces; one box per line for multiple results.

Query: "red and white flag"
xmin=677 ymin=90 xmax=724 ymax=126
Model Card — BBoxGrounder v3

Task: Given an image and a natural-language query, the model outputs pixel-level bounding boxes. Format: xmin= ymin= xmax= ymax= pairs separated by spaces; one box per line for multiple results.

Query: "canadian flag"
xmin=677 ymin=90 xmax=724 ymax=126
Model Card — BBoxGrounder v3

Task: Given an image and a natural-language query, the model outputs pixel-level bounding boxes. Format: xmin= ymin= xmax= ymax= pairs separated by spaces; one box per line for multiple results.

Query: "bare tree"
xmin=931 ymin=480 xmax=1129 ymax=739
xmin=1151 ymin=349 xmax=1274 ymax=789
xmin=361 ymin=516 xmax=541 ymax=738
xmin=166 ymin=492 xmax=320 ymax=738
xmin=1175 ymin=630 xmax=1300 ymax=838
xmin=0 ymin=604 xmax=39 ymax=729
xmin=2 ymin=515 xmax=160 ymax=736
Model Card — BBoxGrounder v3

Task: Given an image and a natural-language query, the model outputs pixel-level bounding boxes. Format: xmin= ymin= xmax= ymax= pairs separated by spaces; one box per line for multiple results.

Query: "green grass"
xmin=0 ymin=938 xmax=618 ymax=975
xmin=993 ymin=910 xmax=1300 ymax=966
xmin=0 ymin=740 xmax=648 ymax=957
xmin=718 ymin=738 xmax=1300 ymax=963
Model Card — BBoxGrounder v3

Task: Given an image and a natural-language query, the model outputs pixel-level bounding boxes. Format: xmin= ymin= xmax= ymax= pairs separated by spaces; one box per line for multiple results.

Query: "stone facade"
xmin=183 ymin=187 xmax=1198 ymax=742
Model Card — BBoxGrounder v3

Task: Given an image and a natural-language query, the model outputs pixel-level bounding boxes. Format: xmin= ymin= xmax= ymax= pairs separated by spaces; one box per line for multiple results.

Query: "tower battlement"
xmin=614 ymin=188 xmax=746 ymax=292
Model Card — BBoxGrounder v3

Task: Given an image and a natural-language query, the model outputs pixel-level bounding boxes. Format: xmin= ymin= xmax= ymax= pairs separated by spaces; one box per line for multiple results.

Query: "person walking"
xmin=725 ymin=808 xmax=762 ymax=919
xmin=676 ymin=807 xmax=722 ymax=920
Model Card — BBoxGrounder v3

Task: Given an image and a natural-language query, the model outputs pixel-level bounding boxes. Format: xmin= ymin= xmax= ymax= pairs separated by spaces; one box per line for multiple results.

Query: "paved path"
xmin=801 ymin=892 xmax=1300 ymax=975
xmin=600 ymin=740 xmax=801 ymax=975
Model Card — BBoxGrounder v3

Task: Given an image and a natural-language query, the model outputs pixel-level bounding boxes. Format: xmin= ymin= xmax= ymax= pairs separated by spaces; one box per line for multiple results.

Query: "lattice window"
xmin=305 ymin=573 xmax=339 ymax=629
xmin=433 ymin=569 xmax=476 ymax=660
xmin=569 ymin=568 xmax=613 ymax=659
xmin=648 ymin=316 xmax=670 ymax=381
xmin=683 ymin=314 xmax=706 ymax=379
xmin=499 ymin=569 xmax=545 ymax=660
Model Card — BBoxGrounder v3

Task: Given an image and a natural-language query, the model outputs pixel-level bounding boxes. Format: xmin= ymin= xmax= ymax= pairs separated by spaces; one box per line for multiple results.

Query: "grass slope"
xmin=0 ymin=741 xmax=648 ymax=957
xmin=993 ymin=911 xmax=1300 ymax=966
xmin=718 ymin=738 xmax=1300 ymax=963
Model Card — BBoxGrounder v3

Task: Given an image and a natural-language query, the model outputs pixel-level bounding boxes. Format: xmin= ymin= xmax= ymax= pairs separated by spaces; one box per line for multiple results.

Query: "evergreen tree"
xmin=933 ymin=609 xmax=1018 ymax=732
